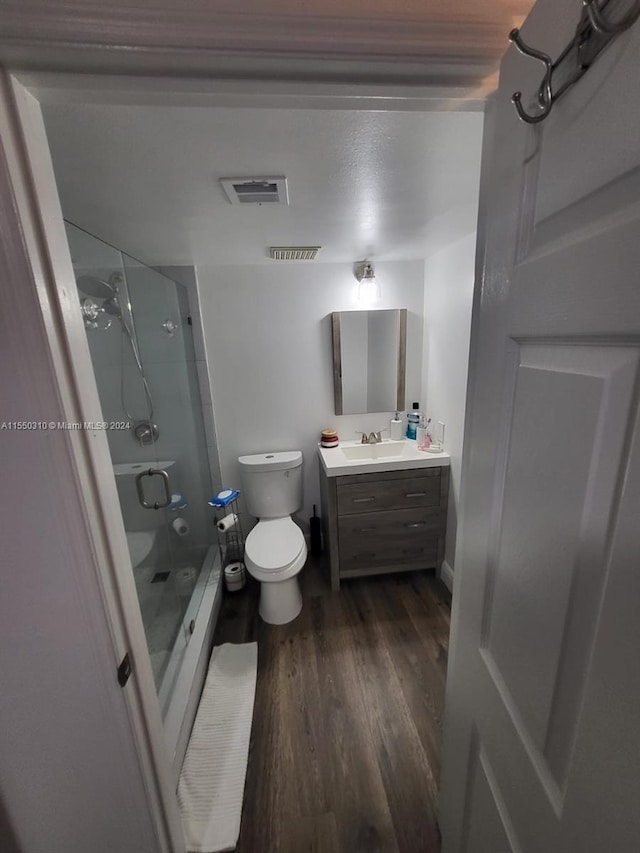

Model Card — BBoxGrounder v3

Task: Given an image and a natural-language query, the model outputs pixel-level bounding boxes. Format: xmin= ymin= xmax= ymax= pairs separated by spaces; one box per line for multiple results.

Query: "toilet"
xmin=239 ymin=450 xmax=307 ymax=625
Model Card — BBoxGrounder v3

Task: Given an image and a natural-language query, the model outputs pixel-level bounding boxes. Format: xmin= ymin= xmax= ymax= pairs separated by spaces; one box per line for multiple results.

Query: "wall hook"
xmin=509 ymin=28 xmax=554 ymax=123
xmin=583 ymin=0 xmax=640 ymax=34
xmin=508 ymin=2 xmax=640 ymax=126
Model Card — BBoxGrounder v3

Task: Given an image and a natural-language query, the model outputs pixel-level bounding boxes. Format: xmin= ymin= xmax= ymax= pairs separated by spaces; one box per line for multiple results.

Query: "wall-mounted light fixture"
xmin=354 ymin=260 xmax=380 ymax=305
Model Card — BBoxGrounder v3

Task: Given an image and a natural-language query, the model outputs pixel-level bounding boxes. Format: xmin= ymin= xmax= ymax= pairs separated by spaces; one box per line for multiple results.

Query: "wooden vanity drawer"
xmin=339 ymin=510 xmax=440 ymax=573
xmin=336 ymin=469 xmax=441 ymax=516
xmin=338 ymin=506 xmax=443 ymax=545
xmin=339 ymin=542 xmax=439 ymax=575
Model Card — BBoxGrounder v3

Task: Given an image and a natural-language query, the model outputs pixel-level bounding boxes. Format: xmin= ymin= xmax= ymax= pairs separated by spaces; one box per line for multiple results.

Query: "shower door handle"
xmin=136 ymin=468 xmax=172 ymax=510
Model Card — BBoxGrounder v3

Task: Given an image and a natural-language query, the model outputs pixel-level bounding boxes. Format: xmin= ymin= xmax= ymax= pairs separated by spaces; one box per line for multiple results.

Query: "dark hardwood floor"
xmin=213 ymin=556 xmax=452 ymax=853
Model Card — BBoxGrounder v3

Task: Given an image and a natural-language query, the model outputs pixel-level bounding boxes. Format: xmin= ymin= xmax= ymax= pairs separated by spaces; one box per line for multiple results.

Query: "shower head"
xmin=76 ymin=274 xmax=117 ymax=299
xmin=76 ymin=268 xmax=154 ymax=422
xmin=77 ymin=274 xmax=124 ymax=318
xmin=102 ymin=296 xmax=123 ymax=318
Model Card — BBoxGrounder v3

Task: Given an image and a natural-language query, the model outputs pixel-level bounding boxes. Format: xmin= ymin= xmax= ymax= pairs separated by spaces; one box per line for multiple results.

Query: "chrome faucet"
xmin=357 ymin=430 xmax=385 ymax=444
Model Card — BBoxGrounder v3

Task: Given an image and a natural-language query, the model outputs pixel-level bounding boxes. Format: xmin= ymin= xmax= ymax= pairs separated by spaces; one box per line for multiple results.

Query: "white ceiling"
xmin=43 ymin=104 xmax=484 ymax=267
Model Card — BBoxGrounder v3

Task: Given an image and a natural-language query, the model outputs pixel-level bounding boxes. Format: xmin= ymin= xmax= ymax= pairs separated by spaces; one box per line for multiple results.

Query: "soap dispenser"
xmin=390 ymin=412 xmax=403 ymax=441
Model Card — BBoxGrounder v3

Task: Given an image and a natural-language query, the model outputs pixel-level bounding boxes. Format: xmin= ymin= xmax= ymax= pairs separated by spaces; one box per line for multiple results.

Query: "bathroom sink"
xmin=318 ymin=439 xmax=450 ymax=477
xmin=341 ymin=442 xmax=406 ymax=461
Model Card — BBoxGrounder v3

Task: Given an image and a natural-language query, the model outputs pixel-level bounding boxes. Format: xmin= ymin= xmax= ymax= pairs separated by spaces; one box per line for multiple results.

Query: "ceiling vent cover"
xmin=270 ymin=246 xmax=320 ymax=261
xmin=220 ymin=176 xmax=289 ymax=206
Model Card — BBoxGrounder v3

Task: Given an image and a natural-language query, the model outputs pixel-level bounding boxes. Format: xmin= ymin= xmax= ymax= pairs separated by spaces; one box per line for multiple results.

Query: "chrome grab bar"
xmin=136 ymin=468 xmax=172 ymax=510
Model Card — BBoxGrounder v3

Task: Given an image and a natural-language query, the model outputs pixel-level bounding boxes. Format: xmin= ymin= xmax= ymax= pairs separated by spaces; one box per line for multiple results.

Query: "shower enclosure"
xmin=66 ymin=222 xmax=220 ymax=729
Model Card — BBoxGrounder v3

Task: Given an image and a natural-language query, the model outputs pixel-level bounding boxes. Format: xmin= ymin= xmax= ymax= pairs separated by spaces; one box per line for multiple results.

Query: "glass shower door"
xmin=121 ymin=252 xmax=215 ymax=704
xmin=67 ymin=221 xmax=217 ymax=707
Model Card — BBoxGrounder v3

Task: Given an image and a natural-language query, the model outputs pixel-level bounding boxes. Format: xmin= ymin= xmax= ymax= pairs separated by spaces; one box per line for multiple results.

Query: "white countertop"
xmin=318 ymin=439 xmax=450 ymax=477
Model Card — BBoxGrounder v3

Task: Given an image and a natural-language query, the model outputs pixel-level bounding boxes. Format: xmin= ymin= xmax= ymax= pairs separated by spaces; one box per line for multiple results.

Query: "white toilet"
xmin=239 ymin=450 xmax=307 ymax=625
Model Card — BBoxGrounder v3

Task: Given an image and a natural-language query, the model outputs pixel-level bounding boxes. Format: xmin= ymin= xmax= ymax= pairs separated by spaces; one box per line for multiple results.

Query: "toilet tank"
xmin=238 ymin=451 xmax=303 ymax=518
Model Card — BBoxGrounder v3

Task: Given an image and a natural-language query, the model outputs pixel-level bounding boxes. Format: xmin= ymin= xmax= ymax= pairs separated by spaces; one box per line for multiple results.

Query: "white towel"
xmin=178 ymin=642 xmax=258 ymax=852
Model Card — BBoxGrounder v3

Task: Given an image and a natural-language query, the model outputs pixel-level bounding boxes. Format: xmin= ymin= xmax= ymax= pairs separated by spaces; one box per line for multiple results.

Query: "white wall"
xmin=197 ymin=260 xmax=425 ymax=530
xmin=422 ymin=232 xmax=478 ymax=575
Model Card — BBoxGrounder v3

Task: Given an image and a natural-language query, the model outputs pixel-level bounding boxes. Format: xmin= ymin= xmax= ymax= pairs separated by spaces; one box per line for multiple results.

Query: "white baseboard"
xmin=439 ymin=560 xmax=454 ymax=593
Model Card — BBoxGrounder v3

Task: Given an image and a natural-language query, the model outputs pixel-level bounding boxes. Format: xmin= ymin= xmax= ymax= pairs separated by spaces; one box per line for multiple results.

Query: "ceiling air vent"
xmin=270 ymin=247 xmax=321 ymax=261
xmin=220 ymin=176 xmax=289 ymax=206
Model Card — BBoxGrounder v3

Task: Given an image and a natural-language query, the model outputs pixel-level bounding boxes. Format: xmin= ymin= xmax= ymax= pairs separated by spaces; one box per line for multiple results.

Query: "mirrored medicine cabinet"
xmin=331 ymin=308 xmax=407 ymax=415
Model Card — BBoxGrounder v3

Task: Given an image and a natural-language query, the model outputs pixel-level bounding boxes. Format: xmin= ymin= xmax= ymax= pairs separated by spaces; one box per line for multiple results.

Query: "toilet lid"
xmin=245 ymin=517 xmax=305 ymax=572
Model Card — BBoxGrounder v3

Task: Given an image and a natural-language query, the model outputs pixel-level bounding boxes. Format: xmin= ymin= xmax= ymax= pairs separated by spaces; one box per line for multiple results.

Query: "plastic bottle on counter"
xmin=406 ymin=402 xmax=421 ymax=440
xmin=417 ymin=417 xmax=432 ymax=450
xmin=416 ymin=416 xmax=427 ymax=448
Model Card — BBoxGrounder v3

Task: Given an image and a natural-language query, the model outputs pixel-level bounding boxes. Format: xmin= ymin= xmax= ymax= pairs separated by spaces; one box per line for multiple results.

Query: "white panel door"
xmin=440 ymin=1 xmax=640 ymax=851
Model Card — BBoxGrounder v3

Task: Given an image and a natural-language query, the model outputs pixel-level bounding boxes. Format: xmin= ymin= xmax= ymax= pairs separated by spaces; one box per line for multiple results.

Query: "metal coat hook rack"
xmin=509 ymin=0 xmax=640 ymax=124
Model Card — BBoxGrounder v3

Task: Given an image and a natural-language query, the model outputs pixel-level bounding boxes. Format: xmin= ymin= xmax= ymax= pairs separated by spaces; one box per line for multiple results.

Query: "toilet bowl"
xmin=238 ymin=450 xmax=307 ymax=625
xmin=244 ymin=518 xmax=306 ymax=624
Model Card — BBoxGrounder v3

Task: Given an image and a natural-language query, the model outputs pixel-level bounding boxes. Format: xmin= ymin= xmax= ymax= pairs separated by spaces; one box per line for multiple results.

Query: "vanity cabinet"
xmin=319 ymin=465 xmax=449 ymax=590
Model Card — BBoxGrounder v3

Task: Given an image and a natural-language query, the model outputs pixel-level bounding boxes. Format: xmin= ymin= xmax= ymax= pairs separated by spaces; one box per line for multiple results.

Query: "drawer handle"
xmin=353 ymin=496 xmax=376 ymax=503
xmin=405 ymin=491 xmax=427 ymax=498
xmin=358 ymin=527 xmax=376 ymax=533
xmin=406 ymin=522 xmax=426 ymax=529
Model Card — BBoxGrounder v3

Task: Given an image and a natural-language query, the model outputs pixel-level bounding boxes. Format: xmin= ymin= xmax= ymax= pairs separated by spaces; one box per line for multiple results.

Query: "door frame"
xmin=0 ymin=72 xmax=186 ymax=852
xmin=0 ymin=15 xmax=489 ymax=847
xmin=0 ymin=0 xmax=512 ymax=88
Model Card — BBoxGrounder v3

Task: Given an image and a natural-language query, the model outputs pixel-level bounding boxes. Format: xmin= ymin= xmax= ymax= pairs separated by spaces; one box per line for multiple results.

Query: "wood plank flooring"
xmin=213 ymin=556 xmax=451 ymax=853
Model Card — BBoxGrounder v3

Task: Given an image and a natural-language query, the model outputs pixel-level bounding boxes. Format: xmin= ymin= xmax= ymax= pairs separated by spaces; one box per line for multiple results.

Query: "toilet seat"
xmin=245 ymin=517 xmax=305 ymax=574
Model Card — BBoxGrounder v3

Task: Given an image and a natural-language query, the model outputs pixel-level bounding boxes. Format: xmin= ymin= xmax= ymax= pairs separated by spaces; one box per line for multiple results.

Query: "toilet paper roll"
xmin=224 ymin=561 xmax=246 ymax=591
xmin=172 ymin=517 xmax=190 ymax=536
xmin=217 ymin=512 xmax=238 ymax=533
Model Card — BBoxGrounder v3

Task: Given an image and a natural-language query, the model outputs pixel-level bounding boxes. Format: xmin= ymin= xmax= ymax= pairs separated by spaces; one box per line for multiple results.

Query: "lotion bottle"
xmin=390 ymin=412 xmax=403 ymax=441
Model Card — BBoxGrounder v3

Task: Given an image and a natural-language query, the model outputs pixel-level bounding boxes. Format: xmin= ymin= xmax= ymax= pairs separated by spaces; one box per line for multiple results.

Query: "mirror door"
xmin=332 ymin=308 xmax=407 ymax=415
